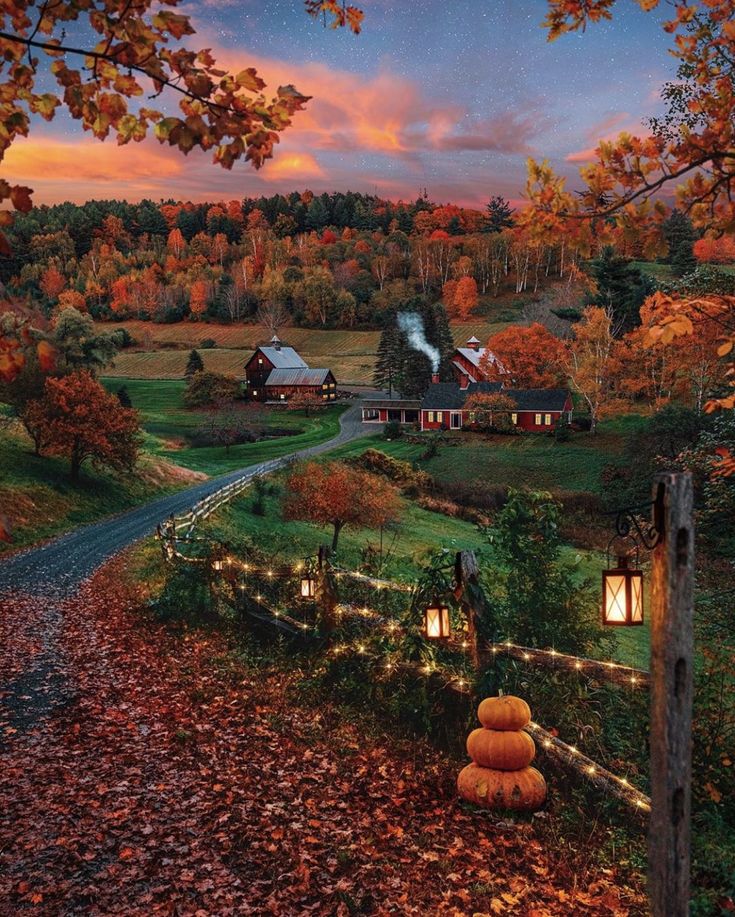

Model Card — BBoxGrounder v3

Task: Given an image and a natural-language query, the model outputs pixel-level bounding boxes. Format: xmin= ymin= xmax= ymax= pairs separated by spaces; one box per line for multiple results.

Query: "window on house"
xmin=280 ymin=393 xmax=286 ymax=400
xmin=511 ymin=413 xmax=517 ymax=425
xmin=258 ymin=357 xmax=263 ymax=365
xmin=544 ymin=413 xmax=552 ymax=426
xmin=364 ymin=409 xmax=379 ymax=420
xmin=323 ymin=383 xmax=328 ymax=389
xmin=451 ymin=412 xmax=461 ymax=429
xmin=469 ymin=411 xmax=476 ymax=423
xmin=428 ymin=411 xmax=435 ymax=423
xmin=436 ymin=412 xmax=443 ymax=423
xmin=252 ymin=390 xmax=258 ymax=397
xmin=535 ymin=413 xmax=542 ymax=426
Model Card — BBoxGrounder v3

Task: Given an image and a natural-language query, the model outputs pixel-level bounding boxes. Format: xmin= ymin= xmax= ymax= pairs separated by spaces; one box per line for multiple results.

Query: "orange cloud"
xmin=260 ymin=152 xmax=325 ymax=182
xmin=4 ymin=136 xmax=184 ymax=184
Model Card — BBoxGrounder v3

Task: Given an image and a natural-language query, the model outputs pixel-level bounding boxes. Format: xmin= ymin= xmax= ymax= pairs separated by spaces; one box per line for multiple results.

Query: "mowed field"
xmin=97 ymin=320 xmax=508 ymax=384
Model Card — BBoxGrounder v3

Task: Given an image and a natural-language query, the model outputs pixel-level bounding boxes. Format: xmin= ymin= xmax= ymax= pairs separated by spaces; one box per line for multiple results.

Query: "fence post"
xmin=648 ymin=473 xmax=694 ymax=917
xmin=317 ymin=545 xmax=339 ymax=634
xmin=455 ymin=550 xmax=492 ymax=673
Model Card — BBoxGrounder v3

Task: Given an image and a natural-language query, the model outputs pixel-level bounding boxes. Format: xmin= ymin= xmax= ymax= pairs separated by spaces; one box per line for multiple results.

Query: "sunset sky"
xmin=5 ymin=0 xmax=677 ymax=208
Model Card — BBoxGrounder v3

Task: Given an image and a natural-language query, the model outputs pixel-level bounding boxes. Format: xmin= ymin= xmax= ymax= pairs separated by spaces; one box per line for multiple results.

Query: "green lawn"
xmin=102 ymin=377 xmax=348 ymax=476
xmin=328 ymin=414 xmax=648 ymax=496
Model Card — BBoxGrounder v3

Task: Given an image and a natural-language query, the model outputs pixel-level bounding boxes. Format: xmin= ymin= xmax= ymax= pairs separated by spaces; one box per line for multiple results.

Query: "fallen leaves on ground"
xmin=0 ymin=558 xmax=647 ymax=915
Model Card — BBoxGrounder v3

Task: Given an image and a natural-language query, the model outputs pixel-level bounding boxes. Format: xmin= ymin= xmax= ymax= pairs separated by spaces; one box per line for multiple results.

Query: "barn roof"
xmin=421 ymin=382 xmax=569 ymax=412
xmin=265 ymin=367 xmax=332 ymax=386
xmin=257 ymin=345 xmax=308 ymax=369
xmin=455 ymin=346 xmax=499 ymax=369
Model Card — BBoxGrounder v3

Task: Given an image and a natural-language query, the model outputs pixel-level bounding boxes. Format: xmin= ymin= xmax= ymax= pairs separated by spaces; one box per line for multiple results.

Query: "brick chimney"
xmin=459 ymin=374 xmax=470 ymax=390
xmin=431 ymin=372 xmax=440 ymax=384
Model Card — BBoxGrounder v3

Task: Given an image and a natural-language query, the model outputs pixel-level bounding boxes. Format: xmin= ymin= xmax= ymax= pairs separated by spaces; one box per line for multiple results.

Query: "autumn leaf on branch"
xmin=0 ymin=0 xmax=362 ymax=383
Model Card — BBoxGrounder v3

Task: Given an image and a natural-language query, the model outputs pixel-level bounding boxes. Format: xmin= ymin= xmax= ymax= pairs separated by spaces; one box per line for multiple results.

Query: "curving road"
xmin=0 ymin=402 xmax=373 ymax=595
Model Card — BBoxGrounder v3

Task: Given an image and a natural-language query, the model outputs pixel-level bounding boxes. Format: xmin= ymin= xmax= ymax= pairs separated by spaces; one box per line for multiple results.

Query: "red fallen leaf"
xmin=119 ymin=847 xmax=135 ymax=860
xmin=0 ymin=514 xmax=12 ymax=544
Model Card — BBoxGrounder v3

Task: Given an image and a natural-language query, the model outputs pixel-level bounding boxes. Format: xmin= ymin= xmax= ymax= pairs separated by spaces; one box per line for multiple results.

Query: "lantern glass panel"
xmin=425 ymin=604 xmax=450 ymax=639
xmin=301 ymin=575 xmax=315 ymax=598
xmin=603 ymin=571 xmax=627 ymax=624
xmin=631 ymin=572 xmax=643 ymax=623
xmin=602 ymin=561 xmax=644 ymax=626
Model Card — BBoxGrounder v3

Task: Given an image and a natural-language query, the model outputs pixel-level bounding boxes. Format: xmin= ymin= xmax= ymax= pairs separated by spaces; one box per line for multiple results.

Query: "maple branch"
xmin=554 ymin=154 xmax=730 ymax=221
xmin=0 ymin=30 xmax=244 ymax=116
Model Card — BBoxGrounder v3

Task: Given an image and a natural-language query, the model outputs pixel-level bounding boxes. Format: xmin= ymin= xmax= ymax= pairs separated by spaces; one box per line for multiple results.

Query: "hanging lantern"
xmin=424 ymin=600 xmax=451 ymax=640
xmin=212 ymin=557 xmax=224 ymax=573
xmin=602 ymin=555 xmax=643 ymax=626
xmin=300 ymin=572 xmax=316 ymax=598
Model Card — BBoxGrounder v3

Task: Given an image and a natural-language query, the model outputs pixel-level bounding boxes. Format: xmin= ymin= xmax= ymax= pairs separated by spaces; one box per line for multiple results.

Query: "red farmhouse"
xmin=244 ymin=336 xmax=337 ymax=403
xmin=420 ymin=380 xmax=573 ymax=432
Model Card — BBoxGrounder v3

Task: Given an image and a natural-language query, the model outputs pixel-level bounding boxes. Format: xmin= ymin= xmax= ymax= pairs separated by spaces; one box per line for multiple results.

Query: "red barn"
xmin=451 ymin=335 xmax=503 ymax=385
xmin=419 ymin=381 xmax=573 ymax=432
xmin=244 ymin=336 xmax=337 ymax=403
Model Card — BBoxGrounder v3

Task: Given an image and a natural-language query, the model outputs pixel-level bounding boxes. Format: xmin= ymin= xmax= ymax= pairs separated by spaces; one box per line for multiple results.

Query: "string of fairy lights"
xmin=157 ymin=501 xmax=652 ymax=813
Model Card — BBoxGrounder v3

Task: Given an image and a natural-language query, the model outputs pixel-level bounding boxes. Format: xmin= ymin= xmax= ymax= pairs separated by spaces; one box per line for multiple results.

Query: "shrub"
xmin=554 ymin=417 xmax=571 ymax=442
xmin=183 ymin=371 xmax=240 ymax=408
xmin=350 ymin=448 xmax=432 ymax=489
xmin=200 ymin=338 xmax=218 ymax=349
xmin=383 ymin=420 xmax=402 ymax=440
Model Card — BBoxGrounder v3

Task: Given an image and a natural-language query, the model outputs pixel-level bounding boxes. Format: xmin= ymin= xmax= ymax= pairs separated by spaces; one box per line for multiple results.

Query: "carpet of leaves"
xmin=0 ymin=558 xmax=648 ymax=916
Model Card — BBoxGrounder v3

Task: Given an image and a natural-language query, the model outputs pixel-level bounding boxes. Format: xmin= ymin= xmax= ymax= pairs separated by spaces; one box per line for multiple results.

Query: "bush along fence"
xmin=156 ymin=472 xmax=695 ymax=917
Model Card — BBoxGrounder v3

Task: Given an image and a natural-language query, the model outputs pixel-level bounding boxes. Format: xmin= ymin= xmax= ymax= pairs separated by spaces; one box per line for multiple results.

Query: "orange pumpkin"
xmin=477 ymin=695 xmax=531 ymax=731
xmin=457 ymin=763 xmax=546 ymax=811
xmin=466 ymin=727 xmax=535 ymax=770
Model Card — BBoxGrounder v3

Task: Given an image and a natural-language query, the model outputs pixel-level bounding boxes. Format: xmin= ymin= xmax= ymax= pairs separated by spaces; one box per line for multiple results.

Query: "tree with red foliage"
xmin=481 ymin=323 xmax=567 ymax=388
xmin=189 ymin=280 xmax=209 ymax=318
xmin=167 ymin=228 xmax=186 ymax=259
xmin=284 ymin=460 xmax=402 ymax=551
xmin=109 ymin=277 xmax=131 ymax=315
xmin=693 ymin=236 xmax=735 ymax=264
xmin=287 ymin=390 xmax=326 ymax=416
xmin=450 ymin=276 xmax=479 ymax=319
xmin=25 ymin=371 xmax=141 ymax=481
xmin=40 ymin=266 xmax=66 ymax=301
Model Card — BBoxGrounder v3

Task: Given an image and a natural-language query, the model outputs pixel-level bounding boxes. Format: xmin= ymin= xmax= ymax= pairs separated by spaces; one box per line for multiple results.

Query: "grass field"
xmin=98 ymin=320 xmax=509 ymax=384
xmin=327 ymin=414 xmax=647 ymax=496
xmin=102 ymin=377 xmax=348 ymax=476
xmin=0 ymin=421 xmax=204 ymax=553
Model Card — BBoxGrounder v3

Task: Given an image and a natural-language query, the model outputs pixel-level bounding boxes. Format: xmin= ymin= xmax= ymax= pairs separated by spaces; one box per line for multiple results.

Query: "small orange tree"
xmin=284 ymin=461 xmax=402 ymax=551
xmin=288 ymin=390 xmax=326 ymax=416
xmin=463 ymin=392 xmax=518 ymax=433
xmin=25 ymin=370 xmax=141 ymax=481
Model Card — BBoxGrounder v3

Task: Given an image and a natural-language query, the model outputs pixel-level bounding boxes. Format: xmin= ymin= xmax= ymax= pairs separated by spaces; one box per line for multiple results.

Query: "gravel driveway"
xmin=0 ymin=403 xmax=372 ymax=595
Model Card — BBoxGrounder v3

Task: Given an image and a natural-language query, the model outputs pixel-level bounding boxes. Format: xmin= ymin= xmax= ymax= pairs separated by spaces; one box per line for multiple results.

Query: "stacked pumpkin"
xmin=457 ymin=695 xmax=547 ymax=811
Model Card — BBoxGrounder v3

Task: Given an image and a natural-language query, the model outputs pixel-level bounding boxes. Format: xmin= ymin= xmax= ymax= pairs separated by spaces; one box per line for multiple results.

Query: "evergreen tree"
xmin=590 ymin=246 xmax=651 ymax=333
xmin=484 ymin=195 xmax=515 ymax=233
xmin=373 ymin=317 xmax=403 ymax=395
xmin=185 ymin=349 xmax=204 ymax=377
xmin=116 ymin=384 xmax=132 ymax=408
xmin=423 ymin=301 xmax=455 ymax=381
xmin=305 ymin=197 xmax=328 ymax=231
xmin=664 ymin=209 xmax=697 ymax=277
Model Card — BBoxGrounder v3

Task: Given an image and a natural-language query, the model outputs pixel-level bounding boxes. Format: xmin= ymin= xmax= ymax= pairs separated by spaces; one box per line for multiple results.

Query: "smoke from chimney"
xmin=397 ymin=311 xmax=440 ymax=373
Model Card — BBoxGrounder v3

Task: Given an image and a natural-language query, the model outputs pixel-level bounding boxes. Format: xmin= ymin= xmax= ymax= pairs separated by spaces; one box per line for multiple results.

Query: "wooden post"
xmin=649 ymin=473 xmax=694 ymax=917
xmin=317 ymin=545 xmax=339 ymax=634
xmin=455 ymin=551 xmax=493 ymax=672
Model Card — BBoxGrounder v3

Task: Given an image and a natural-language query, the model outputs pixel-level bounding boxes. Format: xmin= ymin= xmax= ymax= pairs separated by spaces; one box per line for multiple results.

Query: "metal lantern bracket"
xmin=606 ymin=483 xmax=665 ymax=556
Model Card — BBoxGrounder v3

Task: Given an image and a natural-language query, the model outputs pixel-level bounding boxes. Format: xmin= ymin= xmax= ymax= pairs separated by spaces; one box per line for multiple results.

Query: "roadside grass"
xmin=101 ymin=378 xmax=349 ymax=476
xmin=0 ymin=423 xmax=203 ymax=553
